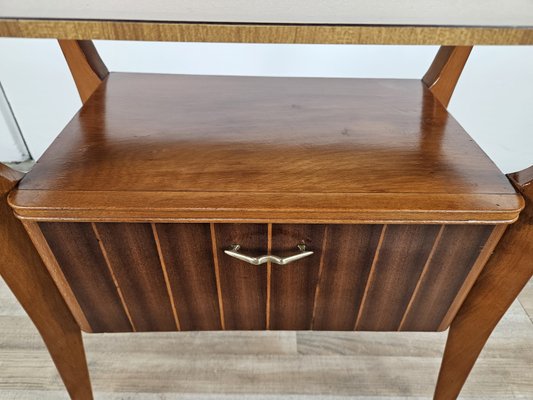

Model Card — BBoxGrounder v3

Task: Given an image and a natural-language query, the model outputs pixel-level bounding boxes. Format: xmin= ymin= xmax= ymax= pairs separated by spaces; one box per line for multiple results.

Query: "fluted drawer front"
xmin=38 ymin=222 xmax=499 ymax=333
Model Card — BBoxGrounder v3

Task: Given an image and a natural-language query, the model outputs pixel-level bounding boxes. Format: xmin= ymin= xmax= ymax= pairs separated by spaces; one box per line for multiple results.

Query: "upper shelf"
xmin=1 ymin=0 xmax=533 ymax=45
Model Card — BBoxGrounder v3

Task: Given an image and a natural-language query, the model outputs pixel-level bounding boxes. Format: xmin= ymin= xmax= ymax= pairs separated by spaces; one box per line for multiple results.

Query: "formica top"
xmin=1 ymin=0 xmax=532 ymax=27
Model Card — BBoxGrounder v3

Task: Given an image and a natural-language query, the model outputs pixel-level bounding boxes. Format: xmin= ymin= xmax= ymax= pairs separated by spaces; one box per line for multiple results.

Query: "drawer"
xmin=30 ymin=222 xmax=501 ymax=333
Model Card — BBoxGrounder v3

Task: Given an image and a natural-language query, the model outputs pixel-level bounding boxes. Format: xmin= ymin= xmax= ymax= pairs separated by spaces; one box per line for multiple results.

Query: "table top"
xmin=2 ymin=0 xmax=533 ymax=27
xmin=1 ymin=0 xmax=533 ymax=44
xmin=10 ymin=73 xmax=522 ymax=224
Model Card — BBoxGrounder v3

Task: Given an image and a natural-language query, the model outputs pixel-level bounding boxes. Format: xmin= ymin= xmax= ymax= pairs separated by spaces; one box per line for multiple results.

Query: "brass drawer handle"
xmin=224 ymin=244 xmax=313 ymax=265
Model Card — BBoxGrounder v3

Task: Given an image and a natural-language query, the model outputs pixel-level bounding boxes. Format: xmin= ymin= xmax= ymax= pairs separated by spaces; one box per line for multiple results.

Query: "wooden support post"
xmin=58 ymin=40 xmax=109 ymax=103
xmin=423 ymin=46 xmax=473 ymax=108
xmin=0 ymin=164 xmax=93 ymax=400
xmin=434 ymin=166 xmax=533 ymax=399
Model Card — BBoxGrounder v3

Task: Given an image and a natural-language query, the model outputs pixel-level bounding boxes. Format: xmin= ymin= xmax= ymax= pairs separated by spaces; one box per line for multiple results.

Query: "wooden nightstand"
xmin=1 ymin=3 xmax=532 ymax=400
xmin=8 ymin=72 xmax=522 ymax=335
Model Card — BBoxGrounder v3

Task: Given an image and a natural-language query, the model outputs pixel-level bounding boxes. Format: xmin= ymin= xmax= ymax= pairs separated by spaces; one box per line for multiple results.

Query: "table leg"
xmin=434 ymin=166 xmax=533 ymax=399
xmin=0 ymin=164 xmax=93 ymax=400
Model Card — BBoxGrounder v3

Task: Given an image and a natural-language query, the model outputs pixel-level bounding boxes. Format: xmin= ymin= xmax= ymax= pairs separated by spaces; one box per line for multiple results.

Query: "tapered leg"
xmin=434 ymin=166 xmax=533 ymax=399
xmin=0 ymin=164 xmax=93 ymax=400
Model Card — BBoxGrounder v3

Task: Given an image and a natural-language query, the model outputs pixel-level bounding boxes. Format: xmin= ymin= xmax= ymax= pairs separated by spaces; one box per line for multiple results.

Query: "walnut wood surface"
xmin=355 ymin=225 xmax=441 ymax=331
xmin=398 ymin=225 xmax=495 ymax=331
xmin=22 ymin=220 xmax=92 ymax=332
xmin=10 ymin=191 xmax=522 ymax=224
xmin=436 ymin=224 xmax=508 ymax=331
xmin=1 ymin=1 xmax=533 ymax=45
xmin=38 ymin=222 xmax=132 ymax=332
xmin=312 ymin=225 xmax=383 ymax=330
xmin=94 ymin=223 xmax=178 ymax=331
xmin=10 ymin=73 xmax=521 ymax=224
xmin=434 ymin=167 xmax=533 ymax=399
xmin=0 ymin=165 xmax=93 ymax=400
xmin=154 ymin=223 xmax=222 ymax=331
xmin=270 ymin=224 xmax=326 ymax=330
xmin=214 ymin=224 xmax=268 ymax=330
xmin=33 ymin=221 xmax=500 ymax=333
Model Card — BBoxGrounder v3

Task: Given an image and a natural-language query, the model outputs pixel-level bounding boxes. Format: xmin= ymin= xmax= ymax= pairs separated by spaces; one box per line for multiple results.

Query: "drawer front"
xmin=35 ymin=222 xmax=500 ymax=333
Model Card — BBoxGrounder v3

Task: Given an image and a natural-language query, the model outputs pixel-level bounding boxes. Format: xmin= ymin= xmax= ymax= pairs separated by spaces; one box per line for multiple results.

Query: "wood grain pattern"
xmin=39 ymin=222 xmax=132 ymax=333
xmin=422 ymin=46 xmax=472 ymax=108
xmin=312 ymin=225 xmax=384 ymax=331
xmin=94 ymin=223 xmax=177 ymax=331
xmin=399 ymin=225 xmax=494 ymax=331
xmin=58 ymin=40 xmax=108 ymax=103
xmin=20 ymin=221 xmax=507 ymax=334
xmin=21 ymin=220 xmax=92 ymax=332
xmin=397 ymin=225 xmax=445 ymax=331
xmin=10 ymin=74 xmax=521 ymax=224
xmin=214 ymin=224 xmax=268 ymax=330
xmin=436 ymin=224 xmax=508 ymax=331
xmin=91 ymin=222 xmax=137 ymax=331
xmin=0 ymin=164 xmax=93 ymax=400
xmin=434 ymin=166 xmax=533 ymax=399
xmin=355 ymin=225 xmax=441 ymax=331
xmin=270 ymin=224 xmax=326 ymax=330
xmin=154 ymin=223 xmax=222 ymax=331
xmin=10 ymin=191 xmax=522 ymax=224
xmin=0 ymin=20 xmax=532 ymax=46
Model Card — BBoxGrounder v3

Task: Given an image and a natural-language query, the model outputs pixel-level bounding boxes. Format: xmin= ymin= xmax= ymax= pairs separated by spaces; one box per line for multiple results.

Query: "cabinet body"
xmin=30 ymin=221 xmax=501 ymax=333
xmin=9 ymin=74 xmax=522 ymax=337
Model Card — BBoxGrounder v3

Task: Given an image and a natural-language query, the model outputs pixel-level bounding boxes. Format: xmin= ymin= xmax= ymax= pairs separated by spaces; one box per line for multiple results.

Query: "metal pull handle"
xmin=224 ymin=244 xmax=313 ymax=266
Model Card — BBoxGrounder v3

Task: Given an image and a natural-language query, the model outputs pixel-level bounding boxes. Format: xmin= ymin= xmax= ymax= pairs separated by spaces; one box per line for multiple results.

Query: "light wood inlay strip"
xmin=354 ymin=224 xmax=387 ymax=330
xmin=91 ymin=223 xmax=136 ymax=332
xmin=151 ymin=223 xmax=181 ymax=331
xmin=210 ymin=223 xmax=226 ymax=330
xmin=20 ymin=220 xmax=92 ymax=333
xmin=437 ymin=224 xmax=508 ymax=330
xmin=398 ymin=225 xmax=445 ymax=331
xmin=310 ymin=225 xmax=329 ymax=329
xmin=266 ymin=223 xmax=273 ymax=330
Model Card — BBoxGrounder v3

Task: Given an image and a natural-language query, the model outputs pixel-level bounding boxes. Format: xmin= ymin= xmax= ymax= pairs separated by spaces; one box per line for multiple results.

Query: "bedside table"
xmin=1 ymin=3 xmax=532 ymax=399
xmin=8 ymin=72 xmax=521 ymax=335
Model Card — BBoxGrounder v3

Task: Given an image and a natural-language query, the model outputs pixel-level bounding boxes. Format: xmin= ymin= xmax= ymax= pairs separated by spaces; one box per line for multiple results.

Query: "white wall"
xmin=0 ymin=39 xmax=81 ymax=161
xmin=0 ymin=39 xmax=532 ymax=173
xmin=0 ymin=81 xmax=29 ymax=161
